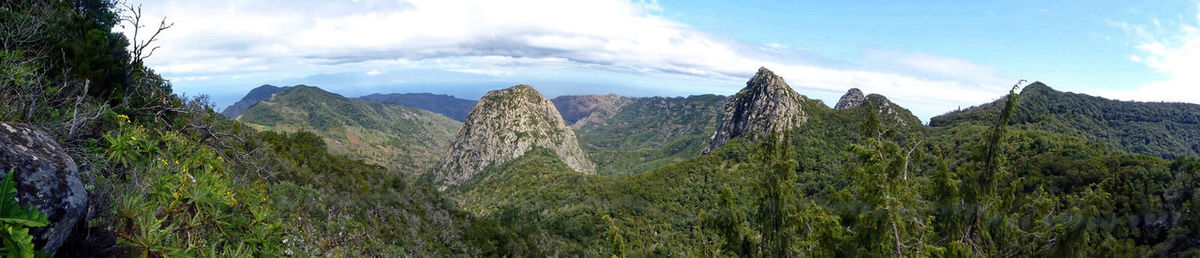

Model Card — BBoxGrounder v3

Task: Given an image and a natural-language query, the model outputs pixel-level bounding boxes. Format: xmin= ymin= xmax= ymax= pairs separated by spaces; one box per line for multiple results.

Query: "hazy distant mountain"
xmin=359 ymin=93 xmax=477 ymax=122
xmin=931 ymin=82 xmax=1200 ymax=158
xmin=237 ymin=85 xmax=461 ymax=174
xmin=221 ymin=85 xmax=290 ymax=118
xmin=551 ymin=94 xmax=631 ymax=124
xmin=435 ymin=85 xmax=595 ymax=188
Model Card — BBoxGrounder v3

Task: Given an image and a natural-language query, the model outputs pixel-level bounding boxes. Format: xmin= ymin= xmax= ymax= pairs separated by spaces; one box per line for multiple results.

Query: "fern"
xmin=0 ymin=169 xmax=49 ymax=258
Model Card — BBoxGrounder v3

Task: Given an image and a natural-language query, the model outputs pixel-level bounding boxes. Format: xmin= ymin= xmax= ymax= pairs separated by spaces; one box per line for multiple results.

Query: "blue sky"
xmin=131 ymin=0 xmax=1200 ymax=121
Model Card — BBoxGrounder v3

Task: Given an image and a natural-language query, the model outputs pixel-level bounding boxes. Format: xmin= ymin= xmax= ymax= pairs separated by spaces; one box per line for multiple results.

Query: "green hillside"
xmin=565 ymin=95 xmax=727 ymax=175
xmin=931 ymin=82 xmax=1200 ymax=159
xmin=237 ymin=86 xmax=461 ymax=175
xmin=447 ymin=88 xmax=1200 ymax=256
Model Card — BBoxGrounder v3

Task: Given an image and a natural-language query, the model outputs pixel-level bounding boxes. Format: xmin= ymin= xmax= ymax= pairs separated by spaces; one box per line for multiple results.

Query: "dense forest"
xmin=1 ymin=1 xmax=1198 ymax=257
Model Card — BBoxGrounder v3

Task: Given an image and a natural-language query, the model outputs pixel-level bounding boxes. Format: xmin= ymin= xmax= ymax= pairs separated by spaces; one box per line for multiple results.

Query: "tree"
xmin=604 ymin=215 xmax=626 ymax=258
xmin=0 ymin=169 xmax=49 ymax=258
xmin=709 ymin=184 xmax=755 ymax=256
xmin=755 ymin=133 xmax=799 ymax=257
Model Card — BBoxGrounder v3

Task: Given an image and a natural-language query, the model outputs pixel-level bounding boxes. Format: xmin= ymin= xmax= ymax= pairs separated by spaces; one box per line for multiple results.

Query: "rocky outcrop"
xmin=834 ymin=88 xmax=866 ymax=110
xmin=705 ymin=67 xmax=810 ymax=154
xmin=221 ymin=84 xmax=290 ymax=118
xmin=0 ymin=123 xmax=87 ymax=254
xmin=435 ymin=85 xmax=596 ymax=188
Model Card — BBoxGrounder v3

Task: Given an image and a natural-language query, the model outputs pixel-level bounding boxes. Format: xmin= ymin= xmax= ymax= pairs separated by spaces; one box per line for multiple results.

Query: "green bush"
xmin=0 ymin=169 xmax=49 ymax=258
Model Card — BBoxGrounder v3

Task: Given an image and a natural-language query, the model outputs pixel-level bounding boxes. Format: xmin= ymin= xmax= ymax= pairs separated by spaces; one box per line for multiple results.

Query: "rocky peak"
xmin=834 ymin=88 xmax=866 ymax=109
xmin=704 ymin=67 xmax=810 ymax=154
xmin=435 ymin=84 xmax=596 ymax=188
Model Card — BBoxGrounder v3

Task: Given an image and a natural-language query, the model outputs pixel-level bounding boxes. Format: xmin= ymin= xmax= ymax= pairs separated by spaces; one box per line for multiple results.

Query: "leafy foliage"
xmin=0 ymin=169 xmax=50 ymax=258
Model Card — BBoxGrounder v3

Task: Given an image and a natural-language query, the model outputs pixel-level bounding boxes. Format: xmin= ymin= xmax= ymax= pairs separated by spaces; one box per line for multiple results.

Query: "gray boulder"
xmin=0 ymin=122 xmax=87 ymax=254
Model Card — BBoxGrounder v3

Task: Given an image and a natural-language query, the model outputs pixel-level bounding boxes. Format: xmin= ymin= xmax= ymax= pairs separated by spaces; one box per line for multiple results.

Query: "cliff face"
xmin=705 ymin=67 xmax=810 ymax=154
xmin=435 ymin=85 xmax=596 ymax=187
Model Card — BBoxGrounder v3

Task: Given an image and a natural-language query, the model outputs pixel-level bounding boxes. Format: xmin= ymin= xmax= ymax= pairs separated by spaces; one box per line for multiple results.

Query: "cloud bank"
xmin=1105 ymin=3 xmax=1200 ymax=104
xmin=135 ymin=0 xmax=1023 ymax=121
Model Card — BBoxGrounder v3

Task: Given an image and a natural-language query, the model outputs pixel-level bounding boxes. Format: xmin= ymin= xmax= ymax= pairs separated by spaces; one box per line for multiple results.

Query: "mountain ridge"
xmin=220 ymin=84 xmax=291 ymax=118
xmin=931 ymin=81 xmax=1200 ymax=158
xmin=358 ymin=93 xmax=477 ymax=121
xmin=237 ymin=85 xmax=461 ymax=174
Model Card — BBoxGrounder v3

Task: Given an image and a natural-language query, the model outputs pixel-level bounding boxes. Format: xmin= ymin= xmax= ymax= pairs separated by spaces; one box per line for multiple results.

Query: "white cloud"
xmin=130 ymin=0 xmax=1013 ymax=120
xmin=1102 ymin=4 xmax=1200 ymax=104
xmin=366 ymin=70 xmax=382 ymax=76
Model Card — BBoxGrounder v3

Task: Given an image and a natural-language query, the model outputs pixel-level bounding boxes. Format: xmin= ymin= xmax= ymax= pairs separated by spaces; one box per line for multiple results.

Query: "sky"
xmin=126 ymin=0 xmax=1200 ymax=122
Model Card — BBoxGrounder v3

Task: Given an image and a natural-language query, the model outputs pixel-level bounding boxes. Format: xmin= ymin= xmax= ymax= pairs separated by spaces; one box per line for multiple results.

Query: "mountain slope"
xmin=705 ymin=67 xmax=821 ymax=153
xmin=237 ymin=86 xmax=461 ymax=174
xmin=930 ymin=82 xmax=1200 ymax=158
xmin=555 ymin=94 xmax=726 ymax=175
xmin=358 ymin=93 xmax=477 ymax=121
xmin=834 ymin=88 xmax=921 ymax=128
xmin=435 ymin=85 xmax=595 ymax=188
xmin=221 ymin=84 xmax=290 ymax=118
xmin=552 ymin=94 xmax=631 ymax=124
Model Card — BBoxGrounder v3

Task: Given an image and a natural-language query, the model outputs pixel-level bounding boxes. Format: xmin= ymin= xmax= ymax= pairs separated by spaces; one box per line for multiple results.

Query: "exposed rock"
xmin=705 ymin=67 xmax=810 ymax=154
xmin=834 ymin=88 xmax=866 ymax=109
xmin=435 ymin=85 xmax=596 ymax=188
xmin=0 ymin=123 xmax=87 ymax=254
xmin=220 ymin=84 xmax=290 ymax=118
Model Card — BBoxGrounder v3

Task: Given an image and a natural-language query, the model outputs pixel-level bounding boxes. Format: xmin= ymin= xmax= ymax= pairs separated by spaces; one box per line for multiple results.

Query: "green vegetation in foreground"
xmin=237 ymin=85 xmax=461 ymax=175
xmin=0 ymin=169 xmax=50 ymax=258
